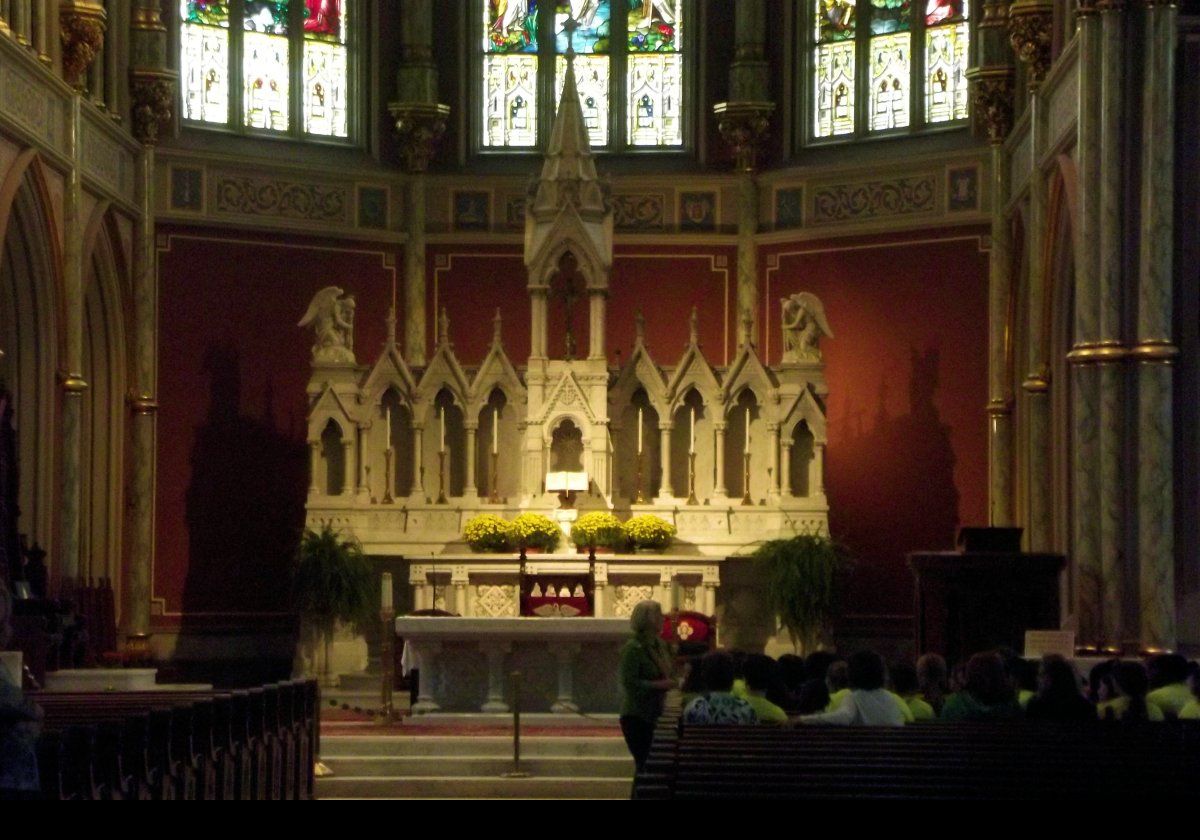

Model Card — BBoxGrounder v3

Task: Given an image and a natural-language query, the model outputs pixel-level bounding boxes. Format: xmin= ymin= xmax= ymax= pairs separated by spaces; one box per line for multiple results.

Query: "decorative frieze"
xmin=611 ymin=193 xmax=665 ymax=231
xmin=0 ymin=50 xmax=67 ymax=153
xmin=809 ymin=175 xmax=937 ymax=224
xmin=213 ymin=175 xmax=350 ymax=224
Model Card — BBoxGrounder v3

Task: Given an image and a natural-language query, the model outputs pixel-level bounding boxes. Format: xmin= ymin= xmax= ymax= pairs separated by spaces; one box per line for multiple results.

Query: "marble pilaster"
xmin=58 ymin=97 xmax=84 ymax=589
xmin=986 ymin=142 xmax=1014 ymax=525
xmin=404 ymin=176 xmax=427 ymax=366
xmin=1134 ymin=0 xmax=1178 ymax=649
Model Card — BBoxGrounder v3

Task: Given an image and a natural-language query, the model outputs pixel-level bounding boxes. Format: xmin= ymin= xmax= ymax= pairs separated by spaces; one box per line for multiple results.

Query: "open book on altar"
xmin=545 ymin=471 xmax=588 ymax=492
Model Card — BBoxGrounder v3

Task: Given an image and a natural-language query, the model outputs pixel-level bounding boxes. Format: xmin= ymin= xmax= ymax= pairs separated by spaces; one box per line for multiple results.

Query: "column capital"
xmin=967 ymin=67 xmax=1016 ymax=143
xmin=59 ymin=1 xmax=107 ymax=90
xmin=712 ymin=101 xmax=775 ymax=173
xmin=389 ymin=103 xmax=451 ymax=174
xmin=1008 ymin=0 xmax=1054 ymax=87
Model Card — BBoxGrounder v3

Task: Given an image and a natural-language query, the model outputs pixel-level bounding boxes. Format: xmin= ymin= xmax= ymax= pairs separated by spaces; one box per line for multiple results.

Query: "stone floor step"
xmin=316 ymin=775 xmax=630 ymax=799
xmin=323 ymin=755 xmax=633 ymax=778
xmin=318 ymin=735 xmax=629 ymax=758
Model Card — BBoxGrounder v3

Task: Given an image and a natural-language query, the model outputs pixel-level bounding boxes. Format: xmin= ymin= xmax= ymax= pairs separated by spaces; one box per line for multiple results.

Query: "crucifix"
xmin=552 ymin=251 xmax=585 ymax=360
xmin=562 ymin=14 xmax=579 ymax=59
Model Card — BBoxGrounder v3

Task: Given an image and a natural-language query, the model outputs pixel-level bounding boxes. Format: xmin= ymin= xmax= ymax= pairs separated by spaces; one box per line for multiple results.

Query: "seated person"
xmin=1025 ymin=654 xmax=1094 ymax=723
xmin=940 ymin=652 xmax=1023 ymax=721
xmin=891 ymin=661 xmax=935 ymax=721
xmin=917 ymin=653 xmax=949 ymax=715
xmin=0 ymin=660 xmax=42 ymax=798
xmin=736 ymin=654 xmax=789 ymax=724
xmin=1087 ymin=659 xmax=1117 ymax=704
xmin=776 ymin=654 xmax=807 ymax=713
xmin=1097 ymin=661 xmax=1163 ymax=722
xmin=1146 ymin=653 xmax=1193 ymax=719
xmin=794 ymin=651 xmax=838 ymax=714
xmin=822 ymin=659 xmax=851 ymax=711
xmin=800 ymin=650 xmax=906 ymax=726
xmin=680 ymin=655 xmax=706 ymax=710
xmin=999 ymin=647 xmax=1037 ymax=709
xmin=682 ymin=650 xmax=758 ymax=725
xmin=1179 ymin=662 xmax=1199 ymax=721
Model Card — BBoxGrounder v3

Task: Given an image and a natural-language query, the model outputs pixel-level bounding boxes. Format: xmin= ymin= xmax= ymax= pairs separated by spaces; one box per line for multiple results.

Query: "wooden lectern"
xmin=908 ymin=530 xmax=1064 ymax=666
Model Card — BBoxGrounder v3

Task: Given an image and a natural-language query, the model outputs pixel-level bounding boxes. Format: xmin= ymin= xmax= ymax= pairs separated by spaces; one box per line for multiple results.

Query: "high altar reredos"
xmin=300 ymin=56 xmax=832 ymax=652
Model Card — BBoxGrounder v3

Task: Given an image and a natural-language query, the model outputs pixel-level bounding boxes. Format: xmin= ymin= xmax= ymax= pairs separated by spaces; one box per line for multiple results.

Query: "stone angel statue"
xmin=298 ymin=286 xmax=356 ymax=364
xmin=780 ymin=292 xmax=833 ymax=363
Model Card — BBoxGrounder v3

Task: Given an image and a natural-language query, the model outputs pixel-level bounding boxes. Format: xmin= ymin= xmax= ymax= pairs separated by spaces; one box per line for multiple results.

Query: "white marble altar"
xmin=396 ymin=616 xmax=628 ymax=714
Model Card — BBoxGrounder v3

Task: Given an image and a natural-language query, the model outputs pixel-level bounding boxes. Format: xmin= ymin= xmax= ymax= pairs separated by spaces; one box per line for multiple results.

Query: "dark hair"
xmin=847 ymin=650 xmax=886 ymax=691
xmin=1088 ymin=659 xmax=1117 ymax=704
xmin=999 ymin=647 xmax=1037 ymax=693
xmin=729 ymin=649 xmax=749 ymax=680
xmin=700 ymin=650 xmax=736 ymax=693
xmin=964 ymin=652 xmax=1013 ymax=707
xmin=743 ymin=654 xmax=780 ymax=693
xmin=1147 ymin=653 xmax=1189 ymax=688
xmin=777 ymin=654 xmax=807 ymax=691
xmin=681 ymin=655 xmax=706 ymax=694
xmin=917 ymin=653 xmax=947 ymax=691
xmin=1112 ymin=661 xmax=1151 ymax=722
xmin=826 ymin=660 xmax=849 ymax=691
xmin=804 ymin=651 xmax=838 ymax=682
xmin=890 ymin=662 xmax=919 ymax=696
xmin=1189 ymin=662 xmax=1200 ymax=700
xmin=1038 ymin=654 xmax=1082 ymax=701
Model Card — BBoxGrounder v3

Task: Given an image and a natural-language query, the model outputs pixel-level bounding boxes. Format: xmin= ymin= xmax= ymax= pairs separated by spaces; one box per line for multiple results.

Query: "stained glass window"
xmin=810 ymin=0 xmax=967 ymax=142
xmin=180 ymin=0 xmax=352 ymax=139
xmin=924 ymin=0 xmax=969 ymax=124
xmin=304 ymin=0 xmax=348 ymax=136
xmin=483 ymin=0 xmax=540 ymax=147
xmin=180 ymin=2 xmax=231 ymax=125
xmin=481 ymin=0 xmax=685 ymax=150
xmin=626 ymin=0 xmax=682 ymax=146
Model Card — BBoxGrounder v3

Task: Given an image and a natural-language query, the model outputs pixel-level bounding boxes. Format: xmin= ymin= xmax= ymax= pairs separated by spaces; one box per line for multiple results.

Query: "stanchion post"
xmin=503 ymin=669 xmax=530 ymax=778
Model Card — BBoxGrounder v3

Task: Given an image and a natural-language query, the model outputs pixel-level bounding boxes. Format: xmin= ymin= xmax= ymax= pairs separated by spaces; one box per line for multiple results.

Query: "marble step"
xmin=319 ymin=735 xmax=630 ymax=758
xmin=323 ymin=755 xmax=632 ymax=778
xmin=316 ymin=775 xmax=630 ymax=800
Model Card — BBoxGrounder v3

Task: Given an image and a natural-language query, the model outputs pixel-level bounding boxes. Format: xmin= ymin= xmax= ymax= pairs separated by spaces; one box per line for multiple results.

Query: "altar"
xmin=397 ymin=616 xmax=629 ymax=714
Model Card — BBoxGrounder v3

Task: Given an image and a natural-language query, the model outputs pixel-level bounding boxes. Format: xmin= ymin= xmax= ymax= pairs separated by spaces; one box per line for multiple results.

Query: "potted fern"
xmin=294 ymin=523 xmax=375 ymax=685
xmin=752 ymin=533 xmax=849 ymax=653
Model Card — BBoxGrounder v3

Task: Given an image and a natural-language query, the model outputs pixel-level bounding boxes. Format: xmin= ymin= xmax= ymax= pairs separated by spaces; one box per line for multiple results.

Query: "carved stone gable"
xmin=539 ymin=371 xmax=597 ymax=424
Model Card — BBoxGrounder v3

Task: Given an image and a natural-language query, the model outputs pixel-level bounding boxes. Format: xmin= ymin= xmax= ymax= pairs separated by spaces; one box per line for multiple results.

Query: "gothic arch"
xmin=0 ymin=153 xmax=65 ymax=566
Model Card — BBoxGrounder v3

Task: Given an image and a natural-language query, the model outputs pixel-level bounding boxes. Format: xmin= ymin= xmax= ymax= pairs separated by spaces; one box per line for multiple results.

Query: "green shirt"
xmin=1096 ymin=696 xmax=1165 ymax=722
xmin=1147 ymin=683 xmax=1193 ymax=718
xmin=619 ymin=637 xmax=669 ymax=721
xmin=903 ymin=694 xmax=936 ymax=721
xmin=743 ymin=693 xmax=789 ymax=724
xmin=1179 ymin=700 xmax=1200 ymax=720
xmin=939 ymin=691 xmax=1023 ymax=721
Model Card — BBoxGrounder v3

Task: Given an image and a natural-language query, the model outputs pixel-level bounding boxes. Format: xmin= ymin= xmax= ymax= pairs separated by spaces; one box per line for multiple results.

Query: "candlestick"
xmin=744 ymin=407 xmax=750 ymax=454
xmin=381 ymin=572 xmax=393 ymax=609
xmin=437 ymin=450 xmax=448 ymax=504
xmin=492 ymin=406 xmax=498 ymax=455
xmin=489 ymin=451 xmax=501 ymax=503
xmin=689 ymin=406 xmax=695 ymax=455
xmin=741 ymin=451 xmax=753 ymax=506
xmin=440 ymin=406 xmax=446 ymax=453
xmin=637 ymin=407 xmax=643 ymax=454
xmin=386 ymin=405 xmax=392 ymax=434
xmin=687 ymin=451 xmax=698 ymax=505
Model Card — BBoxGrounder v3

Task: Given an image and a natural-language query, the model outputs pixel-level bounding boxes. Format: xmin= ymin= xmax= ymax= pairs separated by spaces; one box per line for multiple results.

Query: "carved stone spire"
xmin=492 ymin=308 xmax=503 ymax=347
xmin=438 ymin=307 xmax=451 ymax=348
xmin=689 ymin=307 xmax=699 ymax=347
xmin=635 ymin=310 xmax=646 ymax=346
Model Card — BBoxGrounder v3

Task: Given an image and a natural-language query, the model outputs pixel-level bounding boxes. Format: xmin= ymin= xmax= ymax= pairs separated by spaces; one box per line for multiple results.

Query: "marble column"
xmin=588 ymin=290 xmax=606 ymax=360
xmin=713 ymin=422 xmax=728 ymax=499
xmin=341 ymin=439 xmax=355 ymax=497
xmin=529 ymin=290 xmax=548 ymax=360
xmin=593 ymin=564 xmax=608 ymax=617
xmin=1067 ymin=0 xmax=1104 ymax=644
xmin=411 ymin=425 xmax=425 ymax=502
xmin=356 ymin=424 xmax=370 ymax=500
xmin=780 ymin=441 xmax=793 ymax=498
xmin=1134 ymin=0 xmax=1177 ymax=650
xmin=1095 ymin=0 xmax=1127 ymax=645
xmin=811 ymin=443 xmax=826 ymax=497
xmin=58 ymin=97 xmax=85 ymax=590
xmin=480 ymin=642 xmax=510 ymax=713
xmin=308 ymin=441 xmax=320 ymax=494
xmin=404 ymin=176 xmax=427 ymax=366
xmin=125 ymin=148 xmax=157 ymax=637
xmin=550 ymin=644 xmax=581 ymax=714
xmin=768 ymin=423 xmax=781 ymax=501
xmin=987 ymin=143 xmax=1015 ymax=525
xmin=464 ymin=424 xmax=478 ymax=499
xmin=655 ymin=424 xmax=672 ymax=502
xmin=736 ymin=174 xmax=758 ymax=342
xmin=411 ymin=642 xmax=441 ymax=714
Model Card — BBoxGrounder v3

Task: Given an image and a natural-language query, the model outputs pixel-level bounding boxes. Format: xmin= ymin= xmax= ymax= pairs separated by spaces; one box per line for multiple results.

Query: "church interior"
xmin=1 ymin=0 xmax=1199 ymax=800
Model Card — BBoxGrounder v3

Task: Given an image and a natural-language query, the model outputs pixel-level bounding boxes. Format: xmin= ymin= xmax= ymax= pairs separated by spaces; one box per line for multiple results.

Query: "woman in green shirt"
xmin=619 ymin=600 xmax=676 ymax=770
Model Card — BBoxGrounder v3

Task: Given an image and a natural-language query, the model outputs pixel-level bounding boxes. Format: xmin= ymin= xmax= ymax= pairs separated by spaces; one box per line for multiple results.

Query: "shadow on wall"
xmin=828 ymin=346 xmax=960 ymax=616
xmin=173 ymin=344 xmax=307 ymax=682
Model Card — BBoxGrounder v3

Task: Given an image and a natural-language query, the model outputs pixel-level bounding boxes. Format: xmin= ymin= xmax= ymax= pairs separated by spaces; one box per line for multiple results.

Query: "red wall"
xmin=154 ymin=228 xmax=400 ymax=627
xmin=155 ymin=226 xmax=987 ymax=629
xmin=762 ymin=230 xmax=990 ymax=616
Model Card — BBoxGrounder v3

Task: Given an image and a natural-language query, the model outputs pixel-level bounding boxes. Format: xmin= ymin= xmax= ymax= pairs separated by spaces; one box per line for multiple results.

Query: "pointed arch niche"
xmin=0 ymin=165 xmax=61 ymax=564
xmin=379 ymin=388 xmax=415 ymax=499
xmin=614 ymin=388 xmax=660 ymax=504
xmin=320 ymin=419 xmax=346 ymax=496
xmin=476 ymin=388 xmax=519 ymax=501
xmin=80 ymin=221 xmax=128 ymax=591
xmin=724 ymin=388 xmax=763 ymax=501
xmin=427 ymin=388 xmax=466 ymax=498
xmin=550 ymin=418 xmax=586 ymax=473
xmin=788 ymin=420 xmax=816 ymax=497
xmin=670 ymin=388 xmax=712 ymax=501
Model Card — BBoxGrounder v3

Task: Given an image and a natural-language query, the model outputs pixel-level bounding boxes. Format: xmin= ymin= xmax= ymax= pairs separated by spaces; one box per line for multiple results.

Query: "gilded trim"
xmin=986 ymin=398 xmax=1013 ymax=416
xmin=60 ymin=375 xmax=89 ymax=393
xmin=1066 ymin=342 xmax=1129 ymax=364
xmin=1128 ymin=341 xmax=1178 ymax=362
xmin=1022 ymin=369 xmax=1050 ymax=393
xmin=128 ymin=392 xmax=159 ymax=413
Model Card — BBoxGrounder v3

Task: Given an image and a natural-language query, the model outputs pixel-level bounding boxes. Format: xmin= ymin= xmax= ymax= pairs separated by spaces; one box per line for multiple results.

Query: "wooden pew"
xmin=635 ymin=719 xmax=1200 ymax=800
